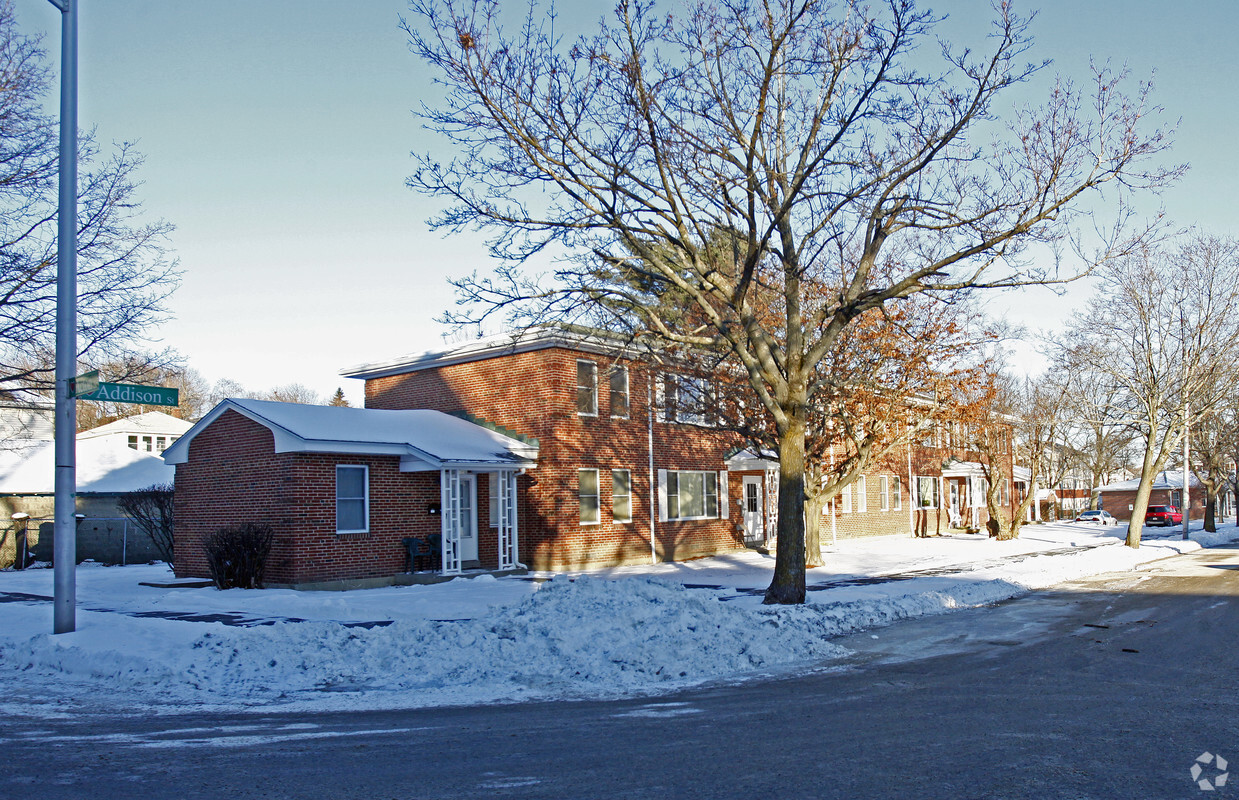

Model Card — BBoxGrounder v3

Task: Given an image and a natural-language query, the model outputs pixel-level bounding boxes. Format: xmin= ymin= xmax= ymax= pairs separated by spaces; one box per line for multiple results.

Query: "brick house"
xmin=167 ymin=328 xmax=1020 ymax=587
xmin=1096 ymin=471 xmax=1207 ymax=523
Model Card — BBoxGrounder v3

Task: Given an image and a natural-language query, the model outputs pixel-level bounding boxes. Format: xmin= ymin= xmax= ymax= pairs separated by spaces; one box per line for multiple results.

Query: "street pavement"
xmin=4 ymin=544 xmax=1237 ymax=800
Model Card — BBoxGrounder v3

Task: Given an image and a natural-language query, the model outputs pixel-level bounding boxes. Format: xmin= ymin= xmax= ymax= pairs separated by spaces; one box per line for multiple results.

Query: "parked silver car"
xmin=1074 ymin=509 xmax=1118 ymax=526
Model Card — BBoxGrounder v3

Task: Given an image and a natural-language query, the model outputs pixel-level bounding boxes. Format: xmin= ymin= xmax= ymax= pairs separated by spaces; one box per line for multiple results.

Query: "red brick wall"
xmin=173 ymin=409 xmax=443 ymax=585
xmin=1099 ymin=488 xmax=1205 ymax=522
xmin=365 ymin=347 xmax=744 ymax=570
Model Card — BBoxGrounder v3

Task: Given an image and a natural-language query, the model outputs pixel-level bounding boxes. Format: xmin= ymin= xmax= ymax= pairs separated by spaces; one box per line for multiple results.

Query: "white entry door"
xmin=458 ymin=474 xmax=479 ymax=563
xmin=743 ymin=476 xmax=764 ymax=544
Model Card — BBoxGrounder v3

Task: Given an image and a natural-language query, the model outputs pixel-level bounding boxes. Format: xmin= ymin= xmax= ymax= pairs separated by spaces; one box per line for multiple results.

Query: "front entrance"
xmin=458 ymin=474 xmax=479 ymax=564
xmin=743 ymin=476 xmax=764 ymax=545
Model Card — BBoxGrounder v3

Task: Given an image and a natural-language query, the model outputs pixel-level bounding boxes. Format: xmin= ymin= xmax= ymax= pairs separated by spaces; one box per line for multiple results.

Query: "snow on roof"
xmin=340 ymin=325 xmax=641 ymax=381
xmin=1097 ymin=471 xmax=1202 ymax=492
xmin=0 ymin=436 xmax=174 ymax=494
xmin=162 ymin=398 xmax=539 ymax=470
xmin=77 ymin=411 xmax=193 ymax=440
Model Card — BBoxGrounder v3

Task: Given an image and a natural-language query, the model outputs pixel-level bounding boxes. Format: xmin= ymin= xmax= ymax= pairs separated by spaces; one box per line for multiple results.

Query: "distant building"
xmin=78 ymin=411 xmax=192 ymax=454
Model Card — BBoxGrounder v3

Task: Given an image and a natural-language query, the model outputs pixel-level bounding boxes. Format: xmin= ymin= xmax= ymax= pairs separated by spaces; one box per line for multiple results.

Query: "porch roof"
xmin=162 ymin=399 xmax=538 ymax=471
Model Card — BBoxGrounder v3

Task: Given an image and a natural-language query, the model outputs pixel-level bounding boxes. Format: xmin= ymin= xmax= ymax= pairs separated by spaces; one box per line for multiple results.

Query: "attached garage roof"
xmin=161 ymin=399 xmax=539 ymax=471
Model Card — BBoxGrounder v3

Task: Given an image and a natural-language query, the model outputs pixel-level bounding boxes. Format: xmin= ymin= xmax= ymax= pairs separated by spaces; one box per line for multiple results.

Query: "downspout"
xmin=647 ymin=373 xmax=657 ymax=564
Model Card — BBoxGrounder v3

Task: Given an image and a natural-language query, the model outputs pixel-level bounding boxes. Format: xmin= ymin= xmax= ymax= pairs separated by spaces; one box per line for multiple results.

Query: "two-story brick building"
xmin=167 ymin=328 xmax=1019 ymax=588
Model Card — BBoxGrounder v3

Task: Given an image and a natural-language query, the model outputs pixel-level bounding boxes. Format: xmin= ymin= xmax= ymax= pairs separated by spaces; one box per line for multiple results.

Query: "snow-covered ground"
xmin=1 ymin=521 xmax=1234 ymax=717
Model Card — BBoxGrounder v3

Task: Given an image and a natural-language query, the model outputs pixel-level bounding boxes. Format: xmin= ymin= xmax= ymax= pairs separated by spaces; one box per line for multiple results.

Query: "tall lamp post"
xmin=47 ymin=0 xmax=78 ymax=634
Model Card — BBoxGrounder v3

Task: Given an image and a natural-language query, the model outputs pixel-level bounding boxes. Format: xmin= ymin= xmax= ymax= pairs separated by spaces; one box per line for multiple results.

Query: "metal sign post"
xmin=48 ymin=0 xmax=78 ymax=635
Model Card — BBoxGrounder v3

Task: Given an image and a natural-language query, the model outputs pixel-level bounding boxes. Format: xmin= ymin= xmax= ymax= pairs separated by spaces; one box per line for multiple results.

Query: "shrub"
xmin=117 ymin=483 xmax=175 ymax=564
xmin=203 ymin=522 xmax=274 ymax=589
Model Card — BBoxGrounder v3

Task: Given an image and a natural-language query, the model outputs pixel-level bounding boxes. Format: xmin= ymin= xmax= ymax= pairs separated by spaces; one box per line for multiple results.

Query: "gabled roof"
xmin=161 ymin=398 xmax=539 ymax=471
xmin=0 ymin=437 xmax=173 ymax=494
xmin=78 ymin=411 xmax=193 ymax=440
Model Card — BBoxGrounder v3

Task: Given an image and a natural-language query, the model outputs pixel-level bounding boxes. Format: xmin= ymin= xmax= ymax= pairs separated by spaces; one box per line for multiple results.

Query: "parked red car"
xmin=1145 ymin=505 xmax=1183 ymax=526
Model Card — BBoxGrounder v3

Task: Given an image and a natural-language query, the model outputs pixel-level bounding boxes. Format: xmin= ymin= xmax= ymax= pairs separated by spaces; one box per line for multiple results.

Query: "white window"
xmin=127 ymin=435 xmax=138 ymax=450
xmin=841 ymin=483 xmax=851 ymax=514
xmin=489 ymin=476 xmax=499 ymax=528
xmin=1001 ymin=479 xmax=1009 ymax=506
xmin=576 ymin=360 xmax=598 ymax=416
xmin=579 ymin=469 xmax=600 ymax=524
xmin=612 ymin=469 xmax=632 ymax=523
xmin=609 ymin=367 xmax=630 ymax=419
xmin=893 ymin=476 xmax=902 ymax=511
xmin=856 ymin=476 xmax=867 ymax=512
xmin=155 ymin=436 xmax=167 ymax=453
xmin=880 ymin=476 xmax=890 ymax=511
xmin=914 ymin=476 xmax=940 ymax=510
xmin=665 ymin=470 xmax=719 ymax=520
xmin=336 ymin=465 xmax=369 ymax=534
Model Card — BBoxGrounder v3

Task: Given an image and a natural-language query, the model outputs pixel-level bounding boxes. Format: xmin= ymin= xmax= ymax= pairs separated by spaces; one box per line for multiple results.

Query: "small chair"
xmin=402 ymin=536 xmax=435 ymax=573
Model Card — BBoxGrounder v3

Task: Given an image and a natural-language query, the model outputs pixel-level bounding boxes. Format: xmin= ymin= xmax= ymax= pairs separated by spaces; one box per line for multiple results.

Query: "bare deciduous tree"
xmin=0 ymin=2 xmax=179 ymax=393
xmin=404 ymin=0 xmax=1180 ymax=602
xmin=1067 ymin=234 xmax=1239 ymax=547
xmin=117 ymin=482 xmax=175 ymax=564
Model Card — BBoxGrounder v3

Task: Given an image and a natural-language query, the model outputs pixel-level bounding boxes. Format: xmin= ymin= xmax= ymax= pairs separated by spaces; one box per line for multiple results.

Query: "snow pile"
xmin=0 ymin=576 xmax=846 ymax=712
xmin=1 ymin=522 xmax=1235 ymax=716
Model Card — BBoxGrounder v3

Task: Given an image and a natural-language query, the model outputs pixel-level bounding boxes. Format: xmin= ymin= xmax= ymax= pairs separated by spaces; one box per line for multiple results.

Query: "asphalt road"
xmin=4 ymin=544 xmax=1238 ymax=800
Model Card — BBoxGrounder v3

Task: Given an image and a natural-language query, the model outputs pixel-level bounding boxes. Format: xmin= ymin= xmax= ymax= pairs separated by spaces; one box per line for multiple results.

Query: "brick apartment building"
xmin=167 ymin=328 xmax=1018 ymax=588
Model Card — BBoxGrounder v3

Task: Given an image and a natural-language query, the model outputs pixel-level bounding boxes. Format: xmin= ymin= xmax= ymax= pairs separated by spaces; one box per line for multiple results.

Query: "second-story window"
xmin=576 ymin=360 xmax=598 ymax=416
xmin=610 ymin=366 xmax=629 ymax=419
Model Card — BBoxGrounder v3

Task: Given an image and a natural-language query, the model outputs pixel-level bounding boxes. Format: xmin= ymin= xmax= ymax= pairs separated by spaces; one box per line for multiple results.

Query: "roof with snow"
xmin=340 ymin=325 xmax=642 ymax=381
xmin=0 ymin=437 xmax=174 ymax=494
xmin=77 ymin=411 xmax=193 ymax=441
xmin=1097 ymin=471 xmax=1202 ymax=492
xmin=161 ymin=398 xmax=539 ymax=471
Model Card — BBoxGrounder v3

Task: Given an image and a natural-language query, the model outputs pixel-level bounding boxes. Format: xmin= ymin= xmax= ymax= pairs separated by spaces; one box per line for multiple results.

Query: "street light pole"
xmin=47 ymin=0 xmax=78 ymax=634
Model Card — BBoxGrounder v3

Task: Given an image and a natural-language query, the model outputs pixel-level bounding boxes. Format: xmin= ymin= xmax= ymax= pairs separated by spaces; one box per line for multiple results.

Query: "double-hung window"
xmin=576 ymin=360 xmax=598 ymax=416
xmin=665 ymin=470 xmax=719 ymax=520
xmin=856 ymin=476 xmax=867 ymax=512
xmin=892 ymin=476 xmax=902 ymax=511
xmin=612 ymin=469 xmax=632 ymax=523
xmin=914 ymin=476 xmax=940 ymax=510
xmin=579 ymin=469 xmax=600 ymax=525
xmin=841 ymin=483 xmax=852 ymax=514
xmin=336 ymin=465 xmax=369 ymax=534
xmin=609 ymin=367 xmax=630 ymax=419
xmin=880 ymin=476 xmax=890 ymax=511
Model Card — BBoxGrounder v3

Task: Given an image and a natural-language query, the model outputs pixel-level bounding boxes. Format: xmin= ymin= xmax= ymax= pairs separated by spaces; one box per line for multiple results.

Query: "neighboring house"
xmin=1096 ymin=471 xmax=1208 ymax=522
xmin=0 ymin=394 xmax=54 ymax=441
xmin=78 ymin=410 xmax=192 ymax=454
xmin=0 ymin=435 xmax=175 ymax=568
xmin=167 ymin=327 xmax=1020 ymax=588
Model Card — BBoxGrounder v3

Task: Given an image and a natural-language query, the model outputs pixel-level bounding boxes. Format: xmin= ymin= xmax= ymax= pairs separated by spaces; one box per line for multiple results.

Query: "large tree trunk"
xmin=1204 ymin=482 xmax=1218 ymax=533
xmin=764 ymin=417 xmax=808 ymax=605
xmin=803 ymin=483 xmax=825 ymax=568
xmin=1126 ymin=443 xmax=1162 ymax=549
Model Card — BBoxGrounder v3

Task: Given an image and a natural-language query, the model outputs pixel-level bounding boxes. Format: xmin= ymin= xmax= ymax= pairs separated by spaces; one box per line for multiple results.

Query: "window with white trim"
xmin=576 ymin=360 xmax=598 ymax=416
xmin=666 ymin=470 xmax=719 ymax=520
xmin=893 ymin=476 xmax=902 ymax=511
xmin=856 ymin=476 xmax=867 ymax=512
xmin=335 ymin=465 xmax=369 ymax=534
xmin=579 ymin=469 xmax=600 ymax=524
xmin=914 ymin=476 xmax=940 ymax=510
xmin=609 ymin=367 xmax=630 ymax=419
xmin=612 ymin=469 xmax=632 ymax=523
xmin=841 ymin=483 xmax=852 ymax=514
xmin=489 ymin=476 xmax=499 ymax=528
xmin=880 ymin=476 xmax=890 ymax=511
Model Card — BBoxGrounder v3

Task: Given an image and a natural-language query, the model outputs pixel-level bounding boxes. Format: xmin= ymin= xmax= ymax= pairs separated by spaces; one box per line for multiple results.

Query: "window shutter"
xmin=657 ymin=469 xmax=669 ymax=521
xmin=718 ymin=471 xmax=729 ymax=518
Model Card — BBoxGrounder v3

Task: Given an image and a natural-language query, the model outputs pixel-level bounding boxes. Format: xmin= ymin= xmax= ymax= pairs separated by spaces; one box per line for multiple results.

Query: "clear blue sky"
xmin=12 ymin=1 xmax=1238 ymax=403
